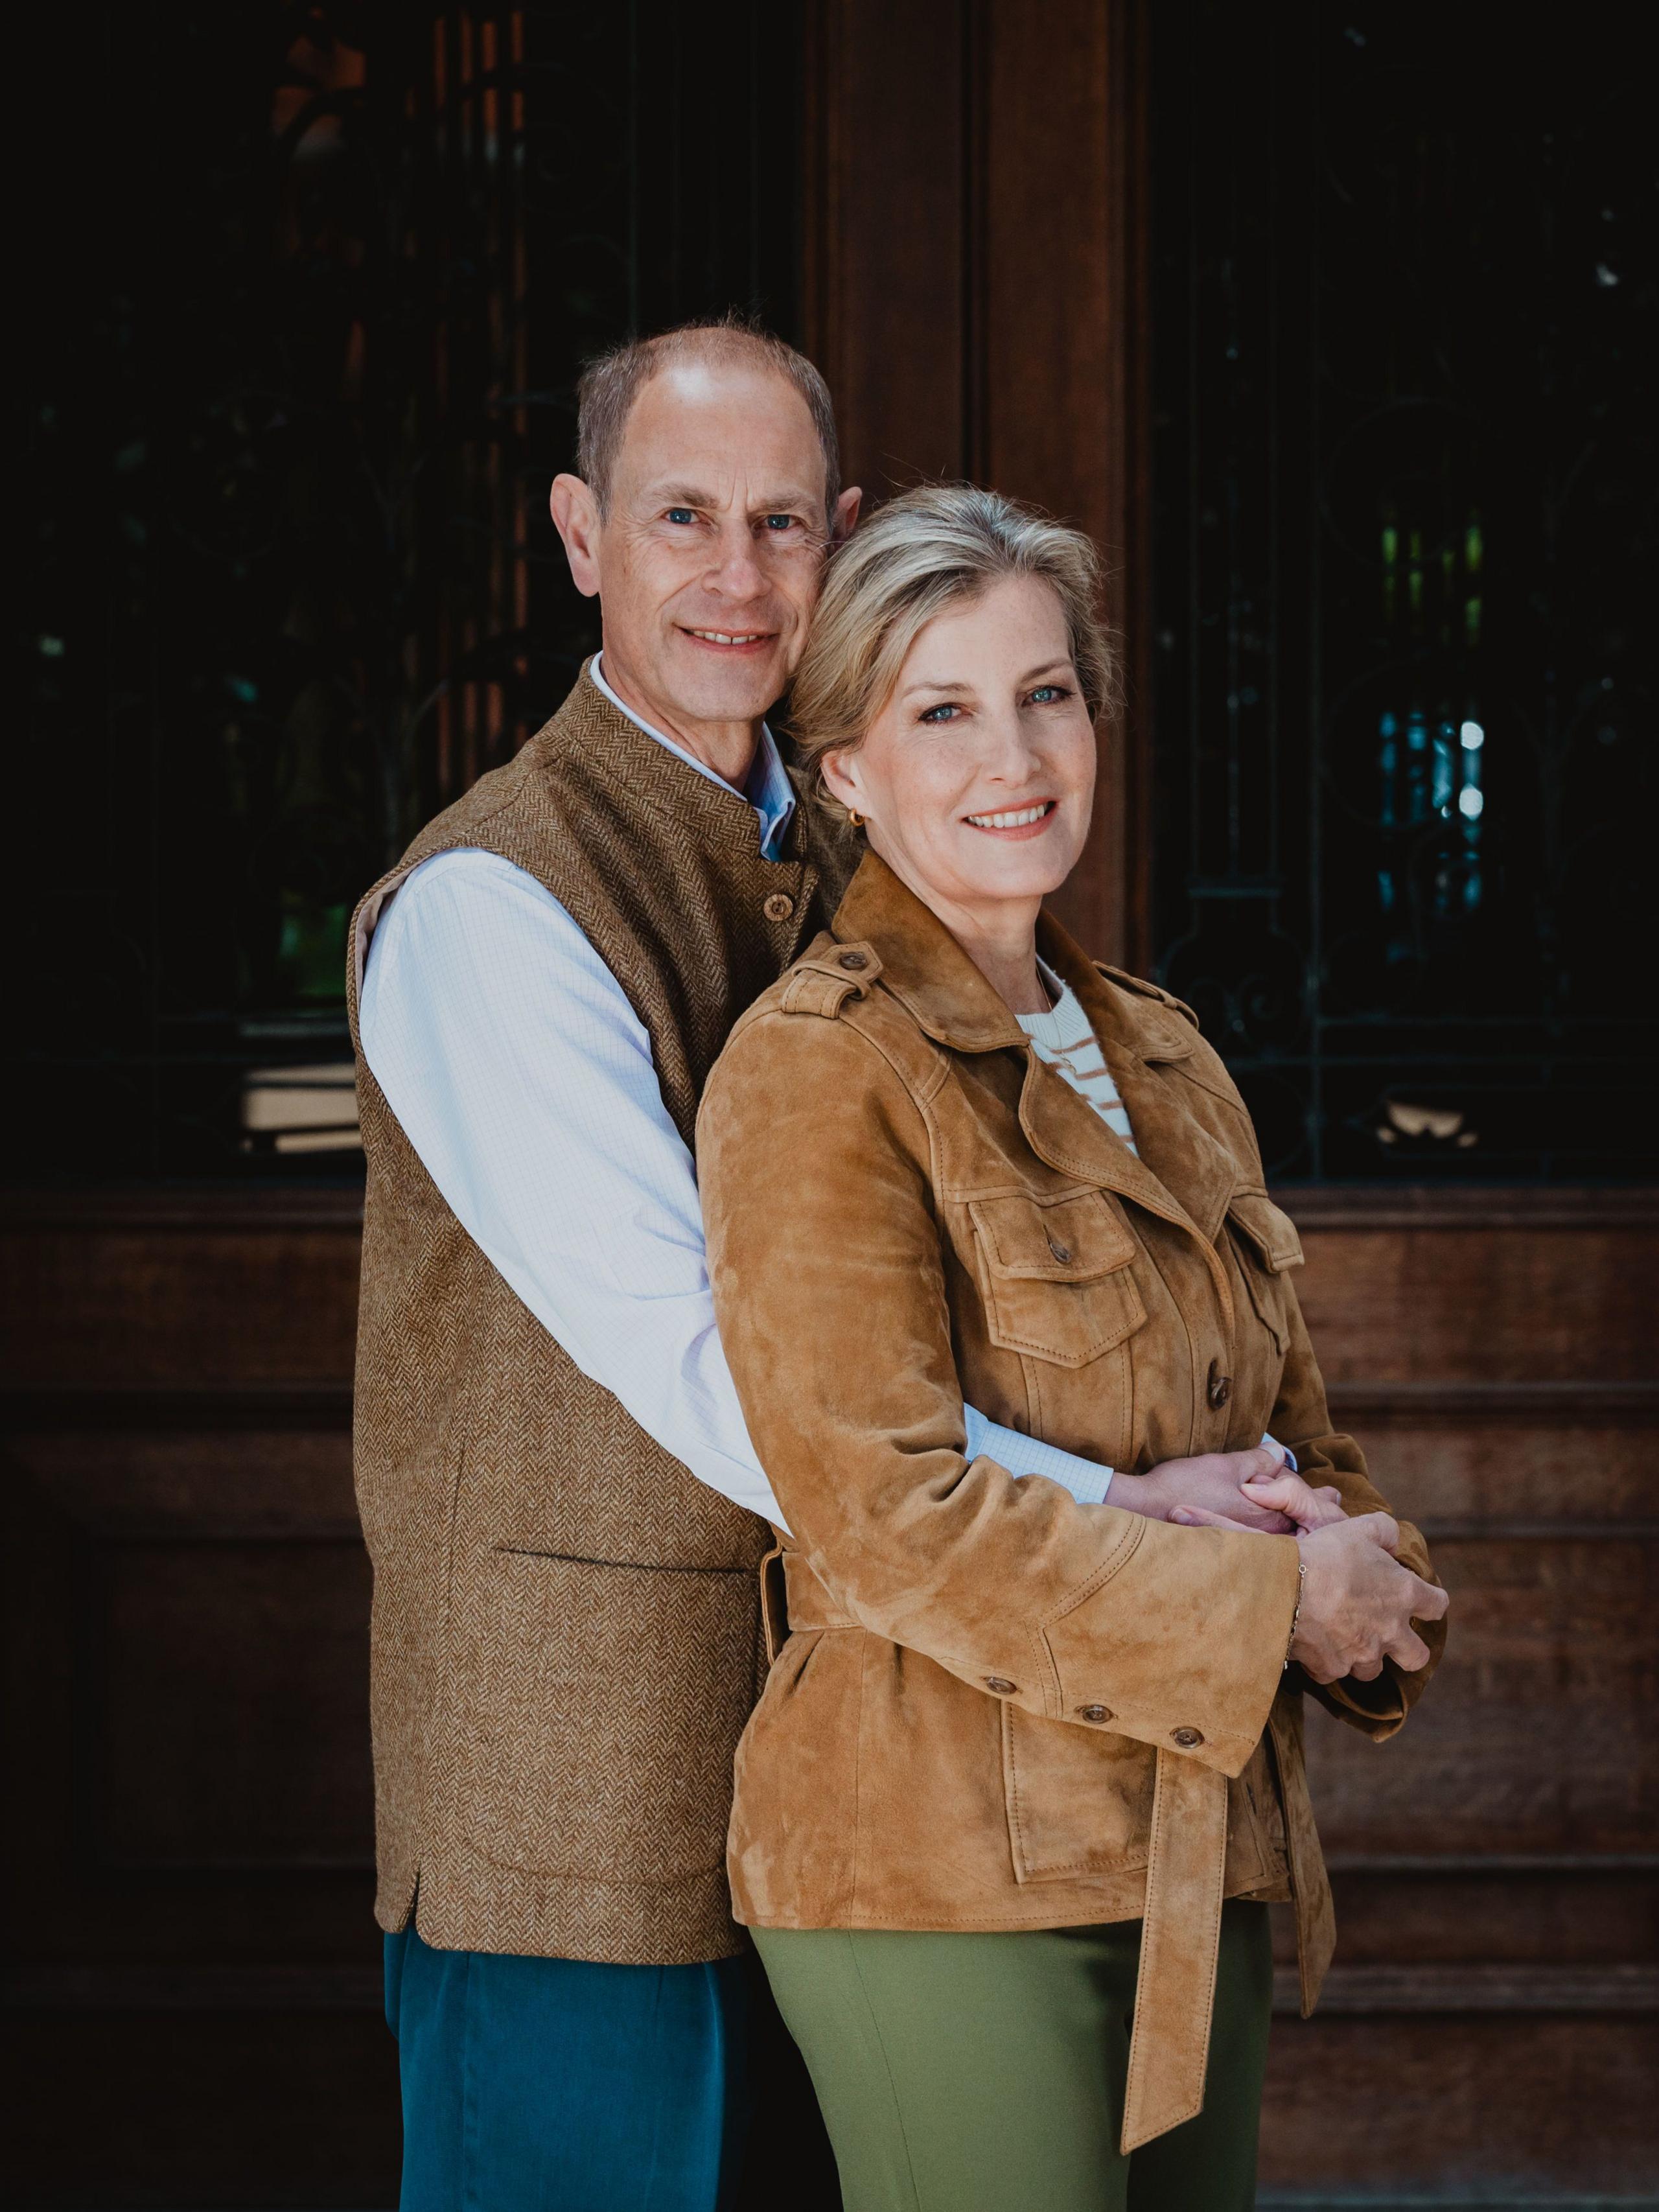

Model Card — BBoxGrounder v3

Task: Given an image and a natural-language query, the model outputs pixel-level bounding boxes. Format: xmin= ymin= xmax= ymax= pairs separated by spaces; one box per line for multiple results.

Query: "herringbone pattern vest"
xmin=347 ymin=667 xmax=852 ymax=1963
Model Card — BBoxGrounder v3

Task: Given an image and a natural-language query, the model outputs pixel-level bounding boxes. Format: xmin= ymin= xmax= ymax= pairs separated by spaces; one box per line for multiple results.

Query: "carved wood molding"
xmin=6 ymin=1182 xmax=1656 ymax=1234
xmin=10 ymin=1958 xmax=1651 ymax=2017
xmin=1279 ymin=1185 xmax=1659 ymax=1231
xmin=1271 ymin=1962 xmax=1659 ymax=2017
xmin=0 ymin=1185 xmax=366 ymax=1231
xmin=1 ymin=1384 xmax=356 ymax=1431
xmin=1325 ymin=1380 xmax=1659 ymax=1421
xmin=9 ymin=1376 xmax=1655 ymax=1438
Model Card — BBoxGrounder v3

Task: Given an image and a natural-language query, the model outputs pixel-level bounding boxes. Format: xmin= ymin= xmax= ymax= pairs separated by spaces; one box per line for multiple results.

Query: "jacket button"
xmin=838 ymin=949 xmax=868 ymax=971
xmin=984 ymin=1676 xmax=1017 ymax=1695
xmin=1207 ymin=1363 xmax=1232 ymax=1409
xmin=1172 ymin=1726 xmax=1204 ymax=1749
xmin=763 ymin=892 xmax=795 ymax=922
xmin=1047 ymin=1236 xmax=1072 ymax=1263
xmin=1076 ymin=1703 xmax=1113 ymax=1723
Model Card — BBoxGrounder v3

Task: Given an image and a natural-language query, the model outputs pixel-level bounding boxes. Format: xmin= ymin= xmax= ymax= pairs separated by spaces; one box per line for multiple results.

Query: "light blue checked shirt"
xmin=358 ymin=656 xmax=1124 ymax=1533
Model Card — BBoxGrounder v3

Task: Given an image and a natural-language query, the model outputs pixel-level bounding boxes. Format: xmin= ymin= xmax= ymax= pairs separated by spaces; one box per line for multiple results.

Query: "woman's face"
xmin=820 ymin=574 xmax=1097 ymax=922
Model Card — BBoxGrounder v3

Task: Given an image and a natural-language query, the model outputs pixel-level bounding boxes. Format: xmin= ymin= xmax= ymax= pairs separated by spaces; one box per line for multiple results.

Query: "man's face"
xmin=555 ymin=361 xmax=857 ymax=743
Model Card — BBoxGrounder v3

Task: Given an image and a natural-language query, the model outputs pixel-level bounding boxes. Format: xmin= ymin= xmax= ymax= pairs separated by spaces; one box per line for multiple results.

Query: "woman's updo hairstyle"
xmin=785 ymin=482 xmax=1116 ymax=816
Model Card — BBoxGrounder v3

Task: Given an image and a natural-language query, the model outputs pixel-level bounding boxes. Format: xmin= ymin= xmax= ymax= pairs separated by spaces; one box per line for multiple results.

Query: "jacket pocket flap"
xmin=1226 ymin=1191 xmax=1305 ymax=1274
xmin=969 ymin=1190 xmax=1137 ymax=1282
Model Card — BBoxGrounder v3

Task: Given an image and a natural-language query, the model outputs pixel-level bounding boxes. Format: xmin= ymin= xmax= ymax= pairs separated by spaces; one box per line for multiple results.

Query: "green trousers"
xmin=753 ymin=1901 xmax=1273 ymax=2212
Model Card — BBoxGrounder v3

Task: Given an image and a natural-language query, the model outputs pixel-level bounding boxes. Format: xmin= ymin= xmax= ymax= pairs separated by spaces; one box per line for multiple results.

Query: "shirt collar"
xmin=590 ymin=651 xmax=796 ymax=861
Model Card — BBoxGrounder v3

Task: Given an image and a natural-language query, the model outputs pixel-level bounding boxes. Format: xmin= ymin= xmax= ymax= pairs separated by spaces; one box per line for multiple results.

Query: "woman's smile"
xmin=962 ymin=798 xmax=1059 ymax=837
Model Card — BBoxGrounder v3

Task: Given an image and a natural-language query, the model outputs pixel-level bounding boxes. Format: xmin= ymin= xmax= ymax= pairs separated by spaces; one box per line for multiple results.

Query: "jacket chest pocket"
xmin=1224 ymin=1191 xmax=1304 ymax=1356
xmin=969 ymin=1189 xmax=1146 ymax=1369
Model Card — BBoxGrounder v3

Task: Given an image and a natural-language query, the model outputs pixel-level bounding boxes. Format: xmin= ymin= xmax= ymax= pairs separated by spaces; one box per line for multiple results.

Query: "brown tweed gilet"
xmin=346 ymin=666 xmax=853 ymax=1965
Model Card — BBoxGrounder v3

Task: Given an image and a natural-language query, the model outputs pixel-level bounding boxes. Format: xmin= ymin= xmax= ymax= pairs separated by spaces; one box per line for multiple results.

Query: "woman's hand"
xmin=1115 ymin=1443 xmax=1343 ymax=1535
xmin=1158 ymin=1485 xmax=1449 ymax=1682
xmin=1290 ymin=1513 xmax=1449 ymax=1681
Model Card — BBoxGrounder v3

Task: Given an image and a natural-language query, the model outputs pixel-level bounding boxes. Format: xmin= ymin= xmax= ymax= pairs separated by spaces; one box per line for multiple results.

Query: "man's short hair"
xmin=575 ymin=312 xmax=842 ymax=521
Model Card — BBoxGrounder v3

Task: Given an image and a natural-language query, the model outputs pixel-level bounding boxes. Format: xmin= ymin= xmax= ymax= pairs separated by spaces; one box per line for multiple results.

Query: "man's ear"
xmin=831 ymin=485 xmax=863 ymax=546
xmin=550 ymin=473 xmax=602 ymax=598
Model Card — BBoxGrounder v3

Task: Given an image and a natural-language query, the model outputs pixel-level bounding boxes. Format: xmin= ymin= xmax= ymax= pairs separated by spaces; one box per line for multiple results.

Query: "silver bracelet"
xmin=1284 ymin=1559 xmax=1307 ymax=1672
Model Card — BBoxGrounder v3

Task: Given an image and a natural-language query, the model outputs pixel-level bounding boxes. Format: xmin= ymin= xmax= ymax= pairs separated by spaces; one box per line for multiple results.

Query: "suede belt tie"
xmin=767 ymin=1548 xmax=1231 ymax=2152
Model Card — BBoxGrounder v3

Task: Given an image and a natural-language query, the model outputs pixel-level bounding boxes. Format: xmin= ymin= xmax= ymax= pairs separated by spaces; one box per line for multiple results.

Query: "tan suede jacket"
xmin=698 ymin=854 xmax=1444 ymax=2147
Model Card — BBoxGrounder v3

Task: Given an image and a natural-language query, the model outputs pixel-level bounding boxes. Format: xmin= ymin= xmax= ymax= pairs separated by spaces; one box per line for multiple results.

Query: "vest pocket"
xmin=1001 ymin=1702 xmax=1155 ymax=1881
xmin=970 ymin=1189 xmax=1146 ymax=1369
xmin=459 ymin=1550 xmax=758 ymax=1882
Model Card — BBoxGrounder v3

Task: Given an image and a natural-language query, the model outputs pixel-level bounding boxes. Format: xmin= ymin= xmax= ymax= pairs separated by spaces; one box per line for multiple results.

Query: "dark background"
xmin=7 ymin=3 xmax=1656 ymax=2206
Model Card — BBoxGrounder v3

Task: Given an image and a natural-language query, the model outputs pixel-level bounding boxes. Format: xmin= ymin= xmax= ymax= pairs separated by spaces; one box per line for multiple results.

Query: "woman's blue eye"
xmin=1030 ymin=684 xmax=1066 ymax=704
xmin=666 ymin=507 xmax=695 ymax=525
xmin=920 ymin=703 xmax=960 ymax=723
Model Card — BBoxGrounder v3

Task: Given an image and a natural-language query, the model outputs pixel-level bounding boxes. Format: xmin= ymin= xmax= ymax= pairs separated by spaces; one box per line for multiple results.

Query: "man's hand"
xmin=1115 ymin=1443 xmax=1343 ymax=1535
xmin=1289 ymin=1512 xmax=1447 ymax=1682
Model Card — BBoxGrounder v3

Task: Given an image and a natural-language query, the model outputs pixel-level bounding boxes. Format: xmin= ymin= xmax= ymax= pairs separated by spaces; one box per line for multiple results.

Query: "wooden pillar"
xmin=803 ymin=0 xmax=1152 ymax=968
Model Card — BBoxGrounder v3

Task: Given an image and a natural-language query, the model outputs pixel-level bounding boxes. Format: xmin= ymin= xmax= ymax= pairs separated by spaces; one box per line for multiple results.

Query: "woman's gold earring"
xmin=847 ymin=809 xmax=864 ymax=828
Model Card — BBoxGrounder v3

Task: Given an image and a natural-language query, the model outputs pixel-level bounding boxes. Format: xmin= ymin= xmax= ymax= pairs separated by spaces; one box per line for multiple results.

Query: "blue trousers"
xmin=385 ymin=1924 xmax=750 ymax=2211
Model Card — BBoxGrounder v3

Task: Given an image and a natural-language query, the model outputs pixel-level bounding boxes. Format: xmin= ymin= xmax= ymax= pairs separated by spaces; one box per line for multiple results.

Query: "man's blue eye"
xmin=666 ymin=507 xmax=695 ymax=525
xmin=764 ymin=514 xmax=796 ymax=531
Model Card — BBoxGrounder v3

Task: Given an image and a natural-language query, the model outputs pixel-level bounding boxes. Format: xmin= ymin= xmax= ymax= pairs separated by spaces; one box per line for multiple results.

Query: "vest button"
xmin=763 ymin=892 xmax=795 ymax=922
xmin=1172 ymin=1726 xmax=1204 ymax=1749
xmin=1076 ymin=1703 xmax=1113 ymax=1723
xmin=984 ymin=1676 xmax=1017 ymax=1695
xmin=1047 ymin=1236 xmax=1072 ymax=1263
xmin=838 ymin=949 xmax=868 ymax=972
xmin=1207 ymin=1363 xmax=1232 ymax=1409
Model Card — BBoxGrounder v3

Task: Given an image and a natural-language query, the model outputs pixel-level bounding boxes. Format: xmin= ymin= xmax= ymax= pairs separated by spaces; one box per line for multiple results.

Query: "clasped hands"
xmin=1110 ymin=1444 xmax=1449 ymax=1685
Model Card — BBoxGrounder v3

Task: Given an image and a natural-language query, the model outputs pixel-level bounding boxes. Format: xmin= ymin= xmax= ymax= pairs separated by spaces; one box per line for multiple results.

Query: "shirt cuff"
xmin=963 ymin=1406 xmax=1113 ymax=1504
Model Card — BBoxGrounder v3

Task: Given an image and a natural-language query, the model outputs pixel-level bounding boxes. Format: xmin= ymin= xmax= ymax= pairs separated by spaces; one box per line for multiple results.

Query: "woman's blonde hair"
xmin=785 ymin=483 xmax=1116 ymax=810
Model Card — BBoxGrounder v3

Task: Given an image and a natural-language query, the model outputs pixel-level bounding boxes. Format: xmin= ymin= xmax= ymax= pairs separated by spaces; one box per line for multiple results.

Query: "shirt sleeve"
xmin=356 ymin=849 xmax=1106 ymax=1532
xmin=962 ymin=1407 xmax=1113 ymax=1502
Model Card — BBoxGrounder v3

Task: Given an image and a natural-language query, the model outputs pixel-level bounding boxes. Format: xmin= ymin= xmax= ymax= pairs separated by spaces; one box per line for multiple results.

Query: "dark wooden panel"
xmin=3 ymin=2009 xmax=399 ymax=2209
xmin=1266 ymin=1185 xmax=1659 ymax=2195
xmin=1327 ymin=1391 xmax=1658 ymax=1528
xmin=1303 ymin=1535 xmax=1657 ymax=1857
xmin=804 ymin=0 xmax=1152 ymax=967
xmin=802 ymin=0 xmax=966 ymax=494
xmin=4 ymin=1412 xmax=377 ymax=1977
xmin=98 ymin=1539 xmax=373 ymax=1869
xmin=1289 ymin=1187 xmax=1659 ymax=1384
xmin=1259 ymin=2014 xmax=1659 ymax=2196
xmin=0 ymin=1189 xmax=364 ymax=1390
xmin=981 ymin=0 xmax=1150 ymax=966
xmin=1317 ymin=1863 xmax=1659 ymax=1969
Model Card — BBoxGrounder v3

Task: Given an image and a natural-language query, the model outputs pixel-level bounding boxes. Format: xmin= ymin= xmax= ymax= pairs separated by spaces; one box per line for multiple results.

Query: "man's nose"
xmin=704 ymin=523 xmax=769 ymax=601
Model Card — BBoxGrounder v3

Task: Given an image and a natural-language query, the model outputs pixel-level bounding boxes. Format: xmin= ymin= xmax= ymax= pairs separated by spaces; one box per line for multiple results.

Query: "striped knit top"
xmin=1017 ymin=960 xmax=1138 ymax=1154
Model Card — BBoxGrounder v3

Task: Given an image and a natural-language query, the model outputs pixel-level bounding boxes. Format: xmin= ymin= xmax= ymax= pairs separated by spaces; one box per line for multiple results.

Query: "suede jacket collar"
xmin=830 ymin=852 xmax=1247 ymax=1250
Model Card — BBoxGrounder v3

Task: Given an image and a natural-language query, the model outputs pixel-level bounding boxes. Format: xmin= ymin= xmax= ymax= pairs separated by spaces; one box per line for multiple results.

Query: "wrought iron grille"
xmin=17 ymin=2 xmax=800 ymax=1180
xmin=1147 ymin=2 xmax=1656 ymax=1181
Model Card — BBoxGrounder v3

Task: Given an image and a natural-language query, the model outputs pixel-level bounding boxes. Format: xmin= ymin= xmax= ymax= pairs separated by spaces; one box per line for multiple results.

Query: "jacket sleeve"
xmin=1269 ymin=1286 xmax=1447 ymax=1739
xmin=698 ymin=1007 xmax=1303 ymax=1781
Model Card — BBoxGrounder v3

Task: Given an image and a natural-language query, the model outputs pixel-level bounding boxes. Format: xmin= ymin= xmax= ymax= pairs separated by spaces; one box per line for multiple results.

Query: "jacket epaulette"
xmin=779 ymin=939 xmax=884 ymax=1019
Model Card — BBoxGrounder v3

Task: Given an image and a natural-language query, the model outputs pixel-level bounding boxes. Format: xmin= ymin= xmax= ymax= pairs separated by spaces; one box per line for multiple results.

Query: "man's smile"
xmin=680 ymin=625 xmax=777 ymax=653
